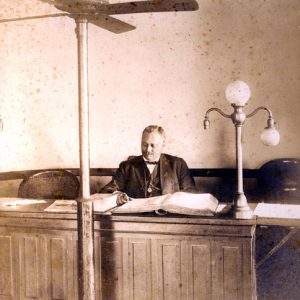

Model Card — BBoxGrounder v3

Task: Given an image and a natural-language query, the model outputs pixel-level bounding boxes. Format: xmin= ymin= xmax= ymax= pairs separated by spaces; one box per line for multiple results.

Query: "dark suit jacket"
xmin=100 ymin=154 xmax=198 ymax=198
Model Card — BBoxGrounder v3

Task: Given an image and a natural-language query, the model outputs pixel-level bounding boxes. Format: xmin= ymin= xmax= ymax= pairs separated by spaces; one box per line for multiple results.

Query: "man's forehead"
xmin=142 ymin=131 xmax=164 ymax=142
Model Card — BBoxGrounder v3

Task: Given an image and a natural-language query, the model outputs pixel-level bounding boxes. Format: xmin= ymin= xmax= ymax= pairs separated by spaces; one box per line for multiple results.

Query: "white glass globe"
xmin=260 ymin=127 xmax=280 ymax=146
xmin=225 ymin=80 xmax=251 ymax=106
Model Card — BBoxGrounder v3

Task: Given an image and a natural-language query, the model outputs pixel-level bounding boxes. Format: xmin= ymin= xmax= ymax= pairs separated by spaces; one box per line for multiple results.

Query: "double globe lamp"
xmin=204 ymin=80 xmax=280 ymax=219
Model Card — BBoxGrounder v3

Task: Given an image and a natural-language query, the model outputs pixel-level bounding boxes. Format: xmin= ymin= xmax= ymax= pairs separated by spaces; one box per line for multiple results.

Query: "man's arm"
xmin=177 ymin=158 xmax=199 ymax=193
xmin=99 ymin=162 xmax=131 ymax=205
xmin=100 ymin=161 xmax=127 ymax=193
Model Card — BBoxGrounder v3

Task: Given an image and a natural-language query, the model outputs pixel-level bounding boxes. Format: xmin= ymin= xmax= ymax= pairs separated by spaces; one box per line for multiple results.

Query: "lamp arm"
xmin=204 ymin=107 xmax=231 ymax=119
xmin=203 ymin=107 xmax=231 ymax=129
xmin=246 ymin=106 xmax=273 ymax=119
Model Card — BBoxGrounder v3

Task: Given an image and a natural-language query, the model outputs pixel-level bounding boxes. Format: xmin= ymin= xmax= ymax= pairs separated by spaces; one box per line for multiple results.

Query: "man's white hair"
xmin=142 ymin=125 xmax=166 ymax=141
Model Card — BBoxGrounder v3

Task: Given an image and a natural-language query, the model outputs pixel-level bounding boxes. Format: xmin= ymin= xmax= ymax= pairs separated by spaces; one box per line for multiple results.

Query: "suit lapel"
xmin=159 ymin=154 xmax=174 ymax=194
xmin=132 ymin=156 xmax=148 ymax=192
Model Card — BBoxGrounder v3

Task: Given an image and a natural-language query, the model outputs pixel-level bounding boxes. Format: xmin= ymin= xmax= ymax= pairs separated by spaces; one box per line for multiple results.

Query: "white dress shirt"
xmin=143 ymin=157 xmax=158 ymax=174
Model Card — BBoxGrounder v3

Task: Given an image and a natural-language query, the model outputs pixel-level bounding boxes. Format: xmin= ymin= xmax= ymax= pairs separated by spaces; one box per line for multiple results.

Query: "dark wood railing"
xmin=0 ymin=167 xmax=259 ymax=181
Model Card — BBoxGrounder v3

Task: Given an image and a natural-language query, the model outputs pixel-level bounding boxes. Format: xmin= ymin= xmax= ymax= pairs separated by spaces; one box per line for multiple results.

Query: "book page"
xmin=44 ymin=200 xmax=77 ymax=212
xmin=92 ymin=193 xmax=119 ymax=213
xmin=253 ymin=203 xmax=300 ymax=219
xmin=162 ymin=192 xmax=219 ymax=216
xmin=113 ymin=194 xmax=171 ymax=214
xmin=113 ymin=192 xmax=220 ymax=216
xmin=44 ymin=194 xmax=118 ymax=213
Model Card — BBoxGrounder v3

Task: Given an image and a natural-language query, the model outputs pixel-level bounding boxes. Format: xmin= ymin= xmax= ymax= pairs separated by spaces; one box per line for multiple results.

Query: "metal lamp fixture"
xmin=204 ymin=80 xmax=280 ymax=219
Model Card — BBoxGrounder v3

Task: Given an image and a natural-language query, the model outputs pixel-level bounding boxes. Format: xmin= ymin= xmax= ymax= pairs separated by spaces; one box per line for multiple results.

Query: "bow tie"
xmin=145 ymin=161 xmax=158 ymax=165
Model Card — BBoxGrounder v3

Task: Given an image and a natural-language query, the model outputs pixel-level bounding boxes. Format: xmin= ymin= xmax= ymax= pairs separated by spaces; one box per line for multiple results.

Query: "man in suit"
xmin=100 ymin=125 xmax=198 ymax=205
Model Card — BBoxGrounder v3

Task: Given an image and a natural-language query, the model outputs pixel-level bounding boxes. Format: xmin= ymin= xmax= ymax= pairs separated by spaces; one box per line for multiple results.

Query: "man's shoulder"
xmin=161 ymin=153 xmax=185 ymax=163
xmin=119 ymin=155 xmax=143 ymax=166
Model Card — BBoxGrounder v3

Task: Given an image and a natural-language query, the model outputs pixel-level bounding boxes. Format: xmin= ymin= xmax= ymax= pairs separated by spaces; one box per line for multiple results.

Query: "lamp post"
xmin=204 ymin=80 xmax=280 ymax=219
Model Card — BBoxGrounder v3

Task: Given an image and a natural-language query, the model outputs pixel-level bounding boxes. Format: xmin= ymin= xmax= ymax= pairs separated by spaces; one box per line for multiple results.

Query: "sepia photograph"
xmin=0 ymin=0 xmax=299 ymax=299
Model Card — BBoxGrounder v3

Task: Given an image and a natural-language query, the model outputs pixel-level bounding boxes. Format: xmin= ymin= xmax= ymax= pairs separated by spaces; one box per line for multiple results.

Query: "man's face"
xmin=141 ymin=131 xmax=165 ymax=162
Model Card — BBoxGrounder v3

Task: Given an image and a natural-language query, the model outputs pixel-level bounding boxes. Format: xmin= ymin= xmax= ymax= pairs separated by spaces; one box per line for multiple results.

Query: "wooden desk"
xmin=0 ymin=199 xmax=257 ymax=300
xmin=1 ymin=200 xmax=300 ymax=300
xmin=93 ymin=214 xmax=256 ymax=300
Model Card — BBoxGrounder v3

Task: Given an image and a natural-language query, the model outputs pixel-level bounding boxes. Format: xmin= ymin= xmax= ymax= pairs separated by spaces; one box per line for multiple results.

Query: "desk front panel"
xmin=0 ymin=219 xmax=78 ymax=300
xmin=0 ymin=211 xmax=256 ymax=300
xmin=94 ymin=215 xmax=256 ymax=300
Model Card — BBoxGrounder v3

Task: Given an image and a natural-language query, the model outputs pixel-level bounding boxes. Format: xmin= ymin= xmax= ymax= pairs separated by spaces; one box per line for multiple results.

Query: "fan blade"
xmin=52 ymin=0 xmax=198 ymax=15
xmin=0 ymin=13 xmax=69 ymax=24
xmin=103 ymin=0 xmax=199 ymax=15
xmin=88 ymin=14 xmax=135 ymax=33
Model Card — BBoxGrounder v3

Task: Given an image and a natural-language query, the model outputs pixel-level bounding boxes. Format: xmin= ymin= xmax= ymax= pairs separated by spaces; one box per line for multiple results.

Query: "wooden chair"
xmin=257 ymin=157 xmax=300 ymax=203
xmin=18 ymin=170 xmax=80 ymax=199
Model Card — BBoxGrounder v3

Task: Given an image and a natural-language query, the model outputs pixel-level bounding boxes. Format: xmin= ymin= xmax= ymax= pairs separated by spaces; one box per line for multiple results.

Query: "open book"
xmin=92 ymin=192 xmax=223 ymax=216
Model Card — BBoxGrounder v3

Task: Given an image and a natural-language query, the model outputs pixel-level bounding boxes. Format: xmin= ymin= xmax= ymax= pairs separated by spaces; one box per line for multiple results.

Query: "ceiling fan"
xmin=0 ymin=2 xmax=199 ymax=298
xmin=1 ymin=0 xmax=199 ymax=33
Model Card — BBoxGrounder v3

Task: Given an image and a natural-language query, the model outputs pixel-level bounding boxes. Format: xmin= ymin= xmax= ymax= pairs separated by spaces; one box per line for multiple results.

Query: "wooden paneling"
xmin=95 ymin=232 xmax=255 ymax=300
xmin=127 ymin=238 xmax=151 ymax=300
xmin=185 ymin=241 xmax=212 ymax=300
xmin=19 ymin=236 xmax=41 ymax=299
xmin=0 ymin=236 xmax=14 ymax=300
xmin=48 ymin=237 xmax=67 ymax=299
xmin=154 ymin=239 xmax=181 ymax=300
xmin=98 ymin=237 xmax=123 ymax=300
xmin=24 ymin=238 xmax=39 ymax=298
xmin=0 ymin=228 xmax=77 ymax=300
xmin=222 ymin=245 xmax=241 ymax=300
xmin=211 ymin=239 xmax=255 ymax=300
xmin=0 ymin=214 xmax=256 ymax=300
xmin=44 ymin=234 xmax=77 ymax=300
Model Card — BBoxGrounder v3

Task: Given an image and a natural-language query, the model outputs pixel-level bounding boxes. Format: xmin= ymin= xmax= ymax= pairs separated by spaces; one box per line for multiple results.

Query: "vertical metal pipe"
xmin=233 ymin=123 xmax=252 ymax=219
xmin=236 ymin=125 xmax=244 ymax=195
xmin=76 ymin=16 xmax=95 ymax=300
xmin=77 ymin=18 xmax=91 ymax=201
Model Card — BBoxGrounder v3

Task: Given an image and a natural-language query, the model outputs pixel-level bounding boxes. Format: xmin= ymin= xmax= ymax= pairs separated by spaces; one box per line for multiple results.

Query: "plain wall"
xmin=0 ymin=0 xmax=299 ymax=173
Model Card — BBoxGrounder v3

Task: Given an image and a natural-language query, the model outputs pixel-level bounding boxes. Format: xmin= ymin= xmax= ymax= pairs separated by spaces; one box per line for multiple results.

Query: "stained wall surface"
xmin=0 ymin=0 xmax=299 ymax=172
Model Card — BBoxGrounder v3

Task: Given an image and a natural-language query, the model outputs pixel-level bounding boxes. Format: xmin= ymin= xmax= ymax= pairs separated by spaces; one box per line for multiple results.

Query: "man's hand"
xmin=115 ymin=192 xmax=131 ymax=206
